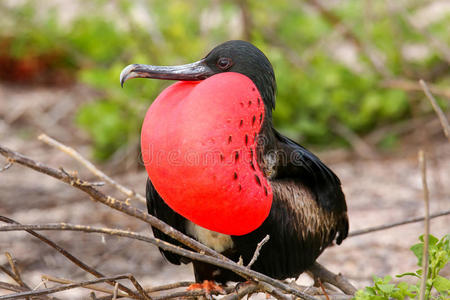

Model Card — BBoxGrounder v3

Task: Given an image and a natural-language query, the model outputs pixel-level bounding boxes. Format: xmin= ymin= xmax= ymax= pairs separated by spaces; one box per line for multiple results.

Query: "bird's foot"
xmin=187 ymin=280 xmax=225 ymax=297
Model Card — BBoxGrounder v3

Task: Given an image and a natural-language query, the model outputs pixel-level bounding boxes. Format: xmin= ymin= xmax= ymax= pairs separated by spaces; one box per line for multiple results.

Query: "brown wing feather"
xmin=271 ymin=179 xmax=348 ymax=253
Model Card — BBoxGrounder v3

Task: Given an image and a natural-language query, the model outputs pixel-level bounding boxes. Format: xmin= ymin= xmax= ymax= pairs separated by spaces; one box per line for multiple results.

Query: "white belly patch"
xmin=186 ymin=221 xmax=234 ymax=253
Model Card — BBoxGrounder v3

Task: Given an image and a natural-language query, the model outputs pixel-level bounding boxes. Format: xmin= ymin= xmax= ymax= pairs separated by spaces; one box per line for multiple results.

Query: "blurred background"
xmin=0 ymin=0 xmax=449 ymax=299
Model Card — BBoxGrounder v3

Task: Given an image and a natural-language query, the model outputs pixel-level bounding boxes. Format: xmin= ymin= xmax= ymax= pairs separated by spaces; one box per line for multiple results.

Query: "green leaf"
xmin=365 ymin=286 xmax=377 ymax=295
xmin=411 ymin=243 xmax=424 ymax=266
xmin=428 ymin=234 xmax=439 ymax=246
xmin=377 ymin=283 xmax=395 ymax=294
xmin=433 ymin=275 xmax=450 ymax=294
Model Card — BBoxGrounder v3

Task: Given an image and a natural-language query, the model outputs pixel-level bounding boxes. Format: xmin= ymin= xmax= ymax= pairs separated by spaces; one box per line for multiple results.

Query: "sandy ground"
xmin=0 ymin=83 xmax=449 ymax=299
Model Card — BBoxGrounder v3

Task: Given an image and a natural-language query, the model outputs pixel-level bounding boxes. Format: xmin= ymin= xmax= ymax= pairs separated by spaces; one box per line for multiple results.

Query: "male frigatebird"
xmin=120 ymin=40 xmax=349 ymax=284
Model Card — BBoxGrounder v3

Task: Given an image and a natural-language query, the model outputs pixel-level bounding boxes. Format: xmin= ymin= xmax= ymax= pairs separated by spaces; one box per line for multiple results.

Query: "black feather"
xmin=272 ymin=129 xmax=347 ymax=214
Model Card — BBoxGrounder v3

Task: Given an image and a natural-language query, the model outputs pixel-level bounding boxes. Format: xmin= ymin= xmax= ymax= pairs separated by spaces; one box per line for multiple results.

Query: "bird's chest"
xmin=186 ymin=221 xmax=234 ymax=253
xmin=141 ymin=73 xmax=273 ymax=236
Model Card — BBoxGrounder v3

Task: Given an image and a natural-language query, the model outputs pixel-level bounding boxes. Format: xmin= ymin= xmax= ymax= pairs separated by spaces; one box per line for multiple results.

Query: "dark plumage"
xmin=122 ymin=40 xmax=349 ymax=283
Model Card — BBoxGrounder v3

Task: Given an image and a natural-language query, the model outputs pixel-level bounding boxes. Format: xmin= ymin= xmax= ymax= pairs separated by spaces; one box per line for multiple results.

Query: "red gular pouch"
xmin=141 ymin=72 xmax=273 ymax=235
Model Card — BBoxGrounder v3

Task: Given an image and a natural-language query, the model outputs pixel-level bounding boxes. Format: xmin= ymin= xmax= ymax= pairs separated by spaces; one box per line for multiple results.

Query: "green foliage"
xmin=1 ymin=0 xmax=449 ymax=159
xmin=355 ymin=234 xmax=450 ymax=300
xmin=77 ymin=99 xmax=141 ymax=160
xmin=355 ymin=276 xmax=418 ymax=300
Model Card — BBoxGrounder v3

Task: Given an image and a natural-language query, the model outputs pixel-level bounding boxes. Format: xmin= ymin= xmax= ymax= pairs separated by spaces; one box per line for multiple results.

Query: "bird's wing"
xmin=230 ymin=130 xmax=348 ymax=279
xmin=271 ymin=129 xmax=348 ymax=244
xmin=146 ymin=178 xmax=190 ymax=265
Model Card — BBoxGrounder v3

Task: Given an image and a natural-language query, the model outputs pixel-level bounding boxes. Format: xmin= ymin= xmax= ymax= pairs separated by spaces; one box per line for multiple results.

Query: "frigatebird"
xmin=120 ymin=40 xmax=349 ymax=284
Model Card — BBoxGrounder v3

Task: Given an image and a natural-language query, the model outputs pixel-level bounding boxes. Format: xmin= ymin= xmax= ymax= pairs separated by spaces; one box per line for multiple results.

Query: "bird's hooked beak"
xmin=120 ymin=59 xmax=215 ymax=87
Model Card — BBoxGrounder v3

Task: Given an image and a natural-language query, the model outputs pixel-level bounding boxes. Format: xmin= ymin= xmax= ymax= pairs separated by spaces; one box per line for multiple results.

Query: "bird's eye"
xmin=216 ymin=57 xmax=233 ymax=70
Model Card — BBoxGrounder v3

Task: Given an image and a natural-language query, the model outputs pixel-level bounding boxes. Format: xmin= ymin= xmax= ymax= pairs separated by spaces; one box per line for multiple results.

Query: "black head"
xmin=120 ymin=40 xmax=277 ymax=112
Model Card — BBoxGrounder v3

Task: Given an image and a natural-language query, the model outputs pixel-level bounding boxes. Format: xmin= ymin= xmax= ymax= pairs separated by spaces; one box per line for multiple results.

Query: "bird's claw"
xmin=187 ymin=280 xmax=225 ymax=298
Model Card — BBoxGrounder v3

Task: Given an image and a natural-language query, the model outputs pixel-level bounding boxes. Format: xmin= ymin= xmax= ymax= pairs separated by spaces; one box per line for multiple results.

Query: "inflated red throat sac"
xmin=141 ymin=72 xmax=273 ymax=236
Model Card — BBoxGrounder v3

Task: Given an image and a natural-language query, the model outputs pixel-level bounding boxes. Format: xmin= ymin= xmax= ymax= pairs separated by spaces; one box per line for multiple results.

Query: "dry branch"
xmin=4 ymin=252 xmax=27 ymax=290
xmin=150 ymin=282 xmax=275 ymax=300
xmin=0 ymin=222 xmax=314 ymax=300
xmin=0 ymin=267 xmax=17 ymax=286
xmin=419 ymin=80 xmax=450 ymax=141
xmin=112 ymin=283 xmax=119 ymax=300
xmin=308 ymin=263 xmax=357 ymax=295
xmin=0 ymin=144 xmax=222 ymax=260
xmin=0 ymin=274 xmax=141 ymax=300
xmin=0 ymin=222 xmax=360 ymax=299
xmin=247 ymin=234 xmax=270 ymax=269
xmin=149 ymin=285 xmax=244 ymax=300
xmin=0 ymin=216 xmax=139 ymax=298
xmin=0 ymin=282 xmax=28 ymax=293
xmin=221 ymin=282 xmax=260 ymax=300
xmin=348 ymin=209 xmax=450 ymax=237
xmin=145 ymin=281 xmax=194 ymax=293
xmin=0 ymin=144 xmax=319 ymax=300
xmin=381 ymin=79 xmax=450 ymax=99
xmin=42 ymin=275 xmax=128 ymax=298
xmin=2 ymin=140 xmax=450 ymax=299
xmin=0 ymin=253 xmax=50 ymax=300
xmin=151 ymin=288 xmax=227 ymax=300
xmin=38 ymin=134 xmax=146 ymax=203
xmin=2 ymin=138 xmax=448 ymax=299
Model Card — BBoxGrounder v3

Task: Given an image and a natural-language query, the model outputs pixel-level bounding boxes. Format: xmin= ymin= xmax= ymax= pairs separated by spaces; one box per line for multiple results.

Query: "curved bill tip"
xmin=120 ymin=64 xmax=138 ymax=88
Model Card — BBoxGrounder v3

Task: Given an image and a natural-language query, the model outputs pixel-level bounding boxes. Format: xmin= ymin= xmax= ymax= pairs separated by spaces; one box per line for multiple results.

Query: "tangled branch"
xmin=2 ymin=131 xmax=450 ymax=300
xmin=0 ymin=144 xmax=322 ymax=300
